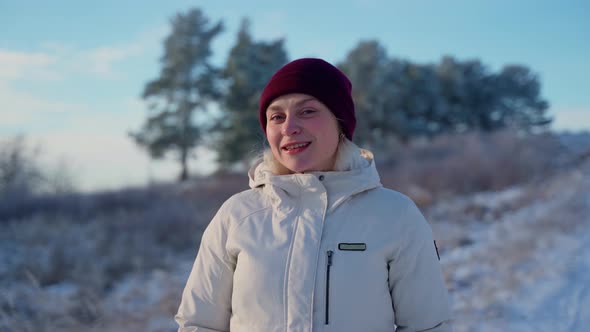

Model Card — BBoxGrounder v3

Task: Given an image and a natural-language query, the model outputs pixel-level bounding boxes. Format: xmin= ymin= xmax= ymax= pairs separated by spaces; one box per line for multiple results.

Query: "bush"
xmin=377 ymin=130 xmax=566 ymax=204
xmin=0 ymin=174 xmax=243 ymax=292
xmin=0 ymin=135 xmax=76 ymax=200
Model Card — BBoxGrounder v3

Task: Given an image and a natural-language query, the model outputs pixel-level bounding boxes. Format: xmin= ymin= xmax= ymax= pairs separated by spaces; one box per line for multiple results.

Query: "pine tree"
xmin=340 ymin=41 xmax=551 ymax=147
xmin=130 ymin=8 xmax=223 ymax=181
xmin=213 ymin=19 xmax=288 ymax=170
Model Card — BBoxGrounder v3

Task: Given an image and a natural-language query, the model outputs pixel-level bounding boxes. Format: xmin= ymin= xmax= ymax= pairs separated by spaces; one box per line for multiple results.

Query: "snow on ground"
xmin=431 ymin=162 xmax=590 ymax=331
xmin=2 ymin=160 xmax=589 ymax=331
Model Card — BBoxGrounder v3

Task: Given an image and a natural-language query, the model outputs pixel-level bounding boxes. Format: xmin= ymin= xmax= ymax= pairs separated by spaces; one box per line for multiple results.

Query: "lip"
xmin=281 ymin=141 xmax=311 ymax=154
xmin=281 ymin=141 xmax=311 ymax=150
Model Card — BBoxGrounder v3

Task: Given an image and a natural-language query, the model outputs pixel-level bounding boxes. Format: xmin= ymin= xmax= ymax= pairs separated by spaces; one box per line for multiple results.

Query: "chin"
xmin=285 ymin=165 xmax=308 ymax=174
xmin=291 ymin=163 xmax=331 ymax=174
xmin=282 ymin=161 xmax=314 ymax=174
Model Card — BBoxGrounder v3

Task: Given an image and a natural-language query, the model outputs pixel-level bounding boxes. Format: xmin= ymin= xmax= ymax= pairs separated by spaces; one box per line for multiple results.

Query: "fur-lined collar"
xmin=248 ymin=140 xmax=382 ymax=212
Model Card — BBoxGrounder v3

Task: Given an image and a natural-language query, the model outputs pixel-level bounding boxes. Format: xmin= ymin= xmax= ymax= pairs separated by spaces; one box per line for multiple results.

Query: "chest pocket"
xmin=331 ymin=244 xmax=377 ymax=286
xmin=324 ymin=243 xmax=393 ymax=326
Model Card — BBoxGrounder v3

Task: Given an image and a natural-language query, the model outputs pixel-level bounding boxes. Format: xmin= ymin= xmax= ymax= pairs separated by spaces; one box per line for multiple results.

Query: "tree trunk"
xmin=179 ymin=148 xmax=189 ymax=182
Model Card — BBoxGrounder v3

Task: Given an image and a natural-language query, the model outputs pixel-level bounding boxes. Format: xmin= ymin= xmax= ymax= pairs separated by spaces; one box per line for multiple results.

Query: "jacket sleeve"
xmin=389 ymin=199 xmax=453 ymax=332
xmin=175 ymin=203 xmax=236 ymax=332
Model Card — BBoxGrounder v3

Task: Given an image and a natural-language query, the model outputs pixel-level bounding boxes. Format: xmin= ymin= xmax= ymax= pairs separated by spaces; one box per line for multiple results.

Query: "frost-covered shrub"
xmin=378 ymin=130 xmax=566 ymax=203
xmin=0 ymin=135 xmax=75 ymax=201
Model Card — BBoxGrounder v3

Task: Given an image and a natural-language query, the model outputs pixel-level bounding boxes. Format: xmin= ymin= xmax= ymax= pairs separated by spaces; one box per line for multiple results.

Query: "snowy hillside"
xmin=96 ymin=159 xmax=590 ymax=331
xmin=430 ymin=159 xmax=590 ymax=331
xmin=1 ymin=137 xmax=589 ymax=331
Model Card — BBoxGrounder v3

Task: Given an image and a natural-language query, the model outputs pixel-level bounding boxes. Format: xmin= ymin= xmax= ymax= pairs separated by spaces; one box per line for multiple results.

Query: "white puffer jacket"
xmin=176 ymin=143 xmax=452 ymax=332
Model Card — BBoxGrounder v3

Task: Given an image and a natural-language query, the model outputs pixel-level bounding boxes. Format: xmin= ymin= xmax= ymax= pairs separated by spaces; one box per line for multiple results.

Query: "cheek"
xmin=312 ymin=120 xmax=339 ymax=146
xmin=266 ymin=130 xmax=282 ymax=152
xmin=323 ymin=133 xmax=340 ymax=155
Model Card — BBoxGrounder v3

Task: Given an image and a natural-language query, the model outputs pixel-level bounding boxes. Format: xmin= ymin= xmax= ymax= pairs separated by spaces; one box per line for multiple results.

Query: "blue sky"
xmin=1 ymin=1 xmax=588 ymax=191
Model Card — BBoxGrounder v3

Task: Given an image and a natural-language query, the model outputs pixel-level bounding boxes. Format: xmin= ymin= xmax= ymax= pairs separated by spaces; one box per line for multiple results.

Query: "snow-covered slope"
xmin=2 ymin=157 xmax=589 ymax=332
xmin=430 ymin=161 xmax=590 ymax=331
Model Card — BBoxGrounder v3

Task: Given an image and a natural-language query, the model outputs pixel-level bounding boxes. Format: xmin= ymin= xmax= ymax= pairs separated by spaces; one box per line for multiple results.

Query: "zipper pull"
xmin=327 ymin=250 xmax=333 ymax=266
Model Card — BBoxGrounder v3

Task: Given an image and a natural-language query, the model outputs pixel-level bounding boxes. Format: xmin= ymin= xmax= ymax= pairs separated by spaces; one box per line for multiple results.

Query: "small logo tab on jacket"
xmin=338 ymin=243 xmax=367 ymax=251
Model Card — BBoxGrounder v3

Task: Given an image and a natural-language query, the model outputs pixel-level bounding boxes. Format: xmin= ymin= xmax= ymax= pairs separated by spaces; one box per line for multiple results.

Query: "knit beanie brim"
xmin=259 ymin=58 xmax=356 ymax=140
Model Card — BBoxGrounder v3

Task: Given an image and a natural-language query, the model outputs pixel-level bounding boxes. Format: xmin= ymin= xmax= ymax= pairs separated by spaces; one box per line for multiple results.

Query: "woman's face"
xmin=266 ymin=93 xmax=340 ymax=173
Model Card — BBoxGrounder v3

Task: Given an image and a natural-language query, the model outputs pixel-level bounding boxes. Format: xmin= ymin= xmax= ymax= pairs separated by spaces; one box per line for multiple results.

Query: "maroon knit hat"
xmin=259 ymin=58 xmax=356 ymax=140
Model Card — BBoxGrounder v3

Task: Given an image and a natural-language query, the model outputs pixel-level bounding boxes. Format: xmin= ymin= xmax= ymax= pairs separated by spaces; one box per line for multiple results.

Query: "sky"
xmin=1 ymin=0 xmax=589 ymax=192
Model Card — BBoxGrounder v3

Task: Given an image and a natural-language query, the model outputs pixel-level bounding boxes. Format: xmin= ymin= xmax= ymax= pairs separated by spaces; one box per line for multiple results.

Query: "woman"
xmin=176 ymin=58 xmax=452 ymax=332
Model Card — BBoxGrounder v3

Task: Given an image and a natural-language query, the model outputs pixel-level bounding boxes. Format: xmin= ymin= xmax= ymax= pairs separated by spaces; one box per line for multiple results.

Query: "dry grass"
xmin=0 ymin=130 xmax=585 ymax=331
xmin=0 ymin=176 xmax=246 ymax=332
xmin=377 ymin=130 xmax=565 ymax=206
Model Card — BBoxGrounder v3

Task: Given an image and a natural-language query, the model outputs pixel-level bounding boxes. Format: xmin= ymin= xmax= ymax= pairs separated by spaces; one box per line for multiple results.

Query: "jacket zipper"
xmin=325 ymin=250 xmax=333 ymax=325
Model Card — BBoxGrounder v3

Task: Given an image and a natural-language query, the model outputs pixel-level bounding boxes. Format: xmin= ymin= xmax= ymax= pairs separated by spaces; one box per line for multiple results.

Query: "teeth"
xmin=285 ymin=143 xmax=308 ymax=150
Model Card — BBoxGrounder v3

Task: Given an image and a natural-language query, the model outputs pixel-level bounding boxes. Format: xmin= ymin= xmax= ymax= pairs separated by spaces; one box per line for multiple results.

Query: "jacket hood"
xmin=248 ymin=141 xmax=382 ymax=213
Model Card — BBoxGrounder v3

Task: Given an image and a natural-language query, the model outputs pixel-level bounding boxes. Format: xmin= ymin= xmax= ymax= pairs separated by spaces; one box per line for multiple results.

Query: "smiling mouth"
xmin=282 ymin=142 xmax=311 ymax=152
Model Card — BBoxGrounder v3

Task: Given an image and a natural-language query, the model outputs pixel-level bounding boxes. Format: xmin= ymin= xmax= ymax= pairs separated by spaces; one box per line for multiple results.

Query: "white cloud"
xmin=83 ymin=45 xmax=142 ymax=78
xmin=0 ymin=83 xmax=93 ymax=130
xmin=0 ymin=25 xmax=169 ymax=130
xmin=78 ymin=24 xmax=169 ymax=78
xmin=1 ymin=24 xmax=168 ymax=83
xmin=0 ymin=50 xmax=61 ymax=81
xmin=50 ymin=40 xmax=146 ymax=79
xmin=33 ymin=128 xmax=216 ymax=192
xmin=551 ymin=106 xmax=590 ymax=132
xmin=77 ymin=25 xmax=168 ymax=78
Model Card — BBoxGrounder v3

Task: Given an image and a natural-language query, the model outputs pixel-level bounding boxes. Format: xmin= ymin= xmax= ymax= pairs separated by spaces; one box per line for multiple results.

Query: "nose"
xmin=281 ymin=115 xmax=302 ymax=136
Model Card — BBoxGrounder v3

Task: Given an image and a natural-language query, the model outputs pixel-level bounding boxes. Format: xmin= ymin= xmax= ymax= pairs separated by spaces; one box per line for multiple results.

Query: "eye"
xmin=300 ymin=108 xmax=317 ymax=116
xmin=268 ymin=113 xmax=285 ymax=122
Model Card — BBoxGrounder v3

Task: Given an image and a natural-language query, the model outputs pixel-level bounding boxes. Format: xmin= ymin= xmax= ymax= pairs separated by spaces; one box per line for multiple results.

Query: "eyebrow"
xmin=267 ymin=97 xmax=318 ymax=112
